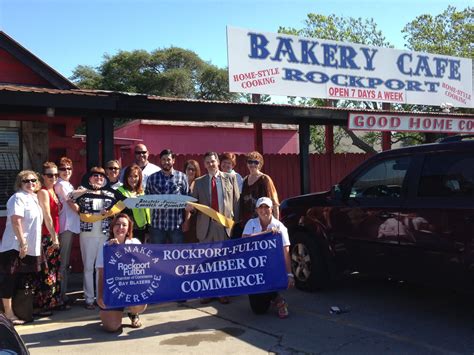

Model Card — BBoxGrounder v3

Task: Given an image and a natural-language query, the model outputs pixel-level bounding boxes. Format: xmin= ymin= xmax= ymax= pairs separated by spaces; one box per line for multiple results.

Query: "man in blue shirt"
xmin=145 ymin=149 xmax=189 ymax=244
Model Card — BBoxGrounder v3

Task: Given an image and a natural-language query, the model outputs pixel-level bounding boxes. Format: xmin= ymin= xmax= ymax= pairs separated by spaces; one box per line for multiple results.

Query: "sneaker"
xmin=276 ymin=299 xmax=289 ymax=319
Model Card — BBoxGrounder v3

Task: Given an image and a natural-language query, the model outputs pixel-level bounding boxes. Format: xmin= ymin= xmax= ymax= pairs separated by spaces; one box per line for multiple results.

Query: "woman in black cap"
xmin=70 ymin=167 xmax=117 ymax=310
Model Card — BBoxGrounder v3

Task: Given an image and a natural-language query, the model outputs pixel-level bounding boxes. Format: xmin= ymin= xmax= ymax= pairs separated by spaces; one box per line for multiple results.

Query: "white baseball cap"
xmin=256 ymin=197 xmax=272 ymax=208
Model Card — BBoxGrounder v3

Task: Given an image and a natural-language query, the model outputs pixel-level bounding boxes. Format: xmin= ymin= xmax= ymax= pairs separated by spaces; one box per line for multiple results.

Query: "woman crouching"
xmin=242 ymin=197 xmax=294 ymax=319
xmin=96 ymin=214 xmax=147 ymax=332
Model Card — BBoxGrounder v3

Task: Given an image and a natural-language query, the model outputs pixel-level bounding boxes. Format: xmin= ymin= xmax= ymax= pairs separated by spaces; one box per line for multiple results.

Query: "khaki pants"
xmin=59 ymin=230 xmax=75 ymax=302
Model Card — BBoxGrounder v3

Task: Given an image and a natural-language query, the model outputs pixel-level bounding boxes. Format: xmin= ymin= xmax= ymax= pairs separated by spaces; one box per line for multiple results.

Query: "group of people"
xmin=0 ymin=143 xmax=294 ymax=330
xmin=0 ymin=158 xmax=78 ymax=325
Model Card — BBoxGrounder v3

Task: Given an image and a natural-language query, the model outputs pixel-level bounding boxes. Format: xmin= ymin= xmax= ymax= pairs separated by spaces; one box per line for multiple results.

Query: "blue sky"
xmin=0 ymin=0 xmax=470 ymax=79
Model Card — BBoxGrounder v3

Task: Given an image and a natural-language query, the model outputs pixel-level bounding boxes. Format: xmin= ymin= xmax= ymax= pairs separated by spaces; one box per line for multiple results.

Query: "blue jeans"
xmin=149 ymin=227 xmax=184 ymax=244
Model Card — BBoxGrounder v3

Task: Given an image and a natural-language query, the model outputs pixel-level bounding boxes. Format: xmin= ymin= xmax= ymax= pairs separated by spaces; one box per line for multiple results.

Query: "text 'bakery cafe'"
xmin=348 ymin=113 xmax=474 ymax=134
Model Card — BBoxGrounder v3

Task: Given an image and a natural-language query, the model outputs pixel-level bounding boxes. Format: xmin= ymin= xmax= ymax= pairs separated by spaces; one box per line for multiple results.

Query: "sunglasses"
xmin=22 ymin=179 xmax=37 ymax=184
xmin=107 ymin=167 xmax=120 ymax=171
xmin=44 ymin=173 xmax=59 ymax=178
xmin=92 ymin=173 xmax=105 ymax=178
xmin=135 ymin=151 xmax=147 ymax=155
xmin=58 ymin=167 xmax=72 ymax=171
xmin=247 ymin=160 xmax=260 ymax=165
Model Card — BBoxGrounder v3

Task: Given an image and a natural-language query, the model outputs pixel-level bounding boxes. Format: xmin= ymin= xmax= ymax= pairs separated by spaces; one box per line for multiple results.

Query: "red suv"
xmin=280 ymin=135 xmax=474 ymax=291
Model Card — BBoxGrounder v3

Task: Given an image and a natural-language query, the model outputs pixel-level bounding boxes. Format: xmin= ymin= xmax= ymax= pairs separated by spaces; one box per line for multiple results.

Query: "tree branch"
xmin=342 ymin=127 xmax=377 ymax=153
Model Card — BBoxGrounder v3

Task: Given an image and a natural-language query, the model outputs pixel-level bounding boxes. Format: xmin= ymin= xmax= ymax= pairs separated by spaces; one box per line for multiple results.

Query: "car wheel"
xmin=291 ymin=232 xmax=329 ymax=291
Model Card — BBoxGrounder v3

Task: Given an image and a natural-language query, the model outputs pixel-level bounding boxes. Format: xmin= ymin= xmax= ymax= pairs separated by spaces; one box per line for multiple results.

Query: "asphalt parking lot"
xmin=15 ymin=274 xmax=474 ymax=354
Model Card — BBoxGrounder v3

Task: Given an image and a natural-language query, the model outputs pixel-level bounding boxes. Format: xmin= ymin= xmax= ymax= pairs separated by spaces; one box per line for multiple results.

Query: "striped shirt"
xmin=145 ymin=169 xmax=189 ymax=231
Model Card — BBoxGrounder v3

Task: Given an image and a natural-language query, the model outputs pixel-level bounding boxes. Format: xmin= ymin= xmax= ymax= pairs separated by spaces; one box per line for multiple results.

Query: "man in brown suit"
xmin=188 ymin=152 xmax=240 ymax=305
xmin=191 ymin=151 xmax=240 ymax=243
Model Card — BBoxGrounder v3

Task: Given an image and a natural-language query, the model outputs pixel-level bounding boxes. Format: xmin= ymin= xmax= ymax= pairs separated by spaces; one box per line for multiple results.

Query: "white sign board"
xmin=227 ymin=27 xmax=473 ymax=108
xmin=348 ymin=113 xmax=474 ymax=134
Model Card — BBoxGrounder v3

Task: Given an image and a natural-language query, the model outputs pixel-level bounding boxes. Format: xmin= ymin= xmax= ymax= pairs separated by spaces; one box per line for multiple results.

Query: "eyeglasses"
xmin=92 ymin=173 xmax=105 ymax=179
xmin=22 ymin=179 xmax=37 ymax=184
xmin=107 ymin=167 xmax=120 ymax=171
xmin=135 ymin=151 xmax=147 ymax=155
xmin=44 ymin=173 xmax=59 ymax=178
xmin=247 ymin=160 xmax=260 ymax=165
xmin=186 ymin=167 xmax=195 ymax=171
xmin=58 ymin=167 xmax=72 ymax=171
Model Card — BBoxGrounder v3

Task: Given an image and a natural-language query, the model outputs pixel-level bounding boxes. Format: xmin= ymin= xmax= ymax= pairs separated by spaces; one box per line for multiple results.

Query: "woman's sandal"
xmin=127 ymin=313 xmax=142 ymax=328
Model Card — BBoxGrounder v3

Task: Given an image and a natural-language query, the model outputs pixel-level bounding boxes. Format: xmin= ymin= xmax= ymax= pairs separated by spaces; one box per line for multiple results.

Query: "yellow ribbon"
xmin=79 ymin=200 xmax=235 ymax=230
xmin=79 ymin=200 xmax=126 ymax=223
xmin=187 ymin=201 xmax=235 ymax=229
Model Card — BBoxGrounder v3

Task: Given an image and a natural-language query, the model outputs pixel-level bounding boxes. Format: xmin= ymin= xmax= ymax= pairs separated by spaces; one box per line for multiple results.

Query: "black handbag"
xmin=12 ymin=278 xmax=34 ymax=323
xmin=0 ymin=273 xmax=34 ymax=323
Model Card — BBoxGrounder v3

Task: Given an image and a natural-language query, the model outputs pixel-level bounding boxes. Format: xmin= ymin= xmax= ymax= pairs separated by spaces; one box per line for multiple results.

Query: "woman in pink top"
xmin=54 ymin=157 xmax=80 ymax=308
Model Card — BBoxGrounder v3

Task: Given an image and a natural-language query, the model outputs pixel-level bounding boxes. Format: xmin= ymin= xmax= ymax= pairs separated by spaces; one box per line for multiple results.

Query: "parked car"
xmin=280 ymin=135 xmax=474 ymax=291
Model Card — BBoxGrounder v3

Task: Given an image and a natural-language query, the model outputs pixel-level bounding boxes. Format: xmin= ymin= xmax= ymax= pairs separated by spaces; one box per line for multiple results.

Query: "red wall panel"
xmin=0 ymin=49 xmax=52 ymax=86
xmin=115 ymin=123 xmax=299 ymax=162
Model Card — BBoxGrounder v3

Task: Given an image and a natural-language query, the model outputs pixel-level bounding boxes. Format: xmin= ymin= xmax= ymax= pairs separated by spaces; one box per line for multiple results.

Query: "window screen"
xmin=0 ymin=128 xmax=20 ymax=209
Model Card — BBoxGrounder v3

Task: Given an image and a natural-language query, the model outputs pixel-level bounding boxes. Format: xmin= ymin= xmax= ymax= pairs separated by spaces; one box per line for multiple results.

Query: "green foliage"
xmin=197 ymin=66 xmax=238 ymax=101
xmin=309 ymin=125 xmax=345 ymax=153
xmin=70 ymin=65 xmax=102 ymax=89
xmin=402 ymin=5 xmax=473 ymax=119
xmin=71 ymin=47 xmax=233 ymax=100
xmin=70 ymin=47 xmax=236 ymax=128
xmin=402 ymin=6 xmax=473 ymax=58
xmin=279 ymin=13 xmax=391 ymax=47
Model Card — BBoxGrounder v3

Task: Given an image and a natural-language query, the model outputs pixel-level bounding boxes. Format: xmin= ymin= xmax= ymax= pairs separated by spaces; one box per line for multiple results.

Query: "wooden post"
xmin=382 ymin=103 xmax=391 ymax=151
xmin=22 ymin=121 xmax=48 ymax=173
xmin=299 ymin=122 xmax=310 ymax=195
xmin=325 ymin=125 xmax=334 ymax=154
xmin=252 ymin=94 xmax=263 ymax=153
xmin=86 ymin=116 xmax=101 ymax=169
xmin=324 ymin=99 xmax=334 ymax=154
xmin=102 ymin=117 xmax=114 ymax=165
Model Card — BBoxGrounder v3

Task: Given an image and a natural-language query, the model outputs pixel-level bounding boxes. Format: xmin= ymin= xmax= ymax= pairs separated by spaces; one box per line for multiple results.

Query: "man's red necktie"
xmin=211 ymin=176 xmax=219 ymax=212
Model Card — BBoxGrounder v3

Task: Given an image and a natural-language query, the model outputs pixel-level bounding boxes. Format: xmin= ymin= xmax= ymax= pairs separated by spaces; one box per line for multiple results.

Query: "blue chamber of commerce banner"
xmin=103 ymin=232 xmax=287 ymax=308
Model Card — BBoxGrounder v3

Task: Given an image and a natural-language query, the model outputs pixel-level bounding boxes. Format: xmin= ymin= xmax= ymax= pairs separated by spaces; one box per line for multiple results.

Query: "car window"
xmin=349 ymin=157 xmax=411 ymax=199
xmin=418 ymin=152 xmax=474 ymax=198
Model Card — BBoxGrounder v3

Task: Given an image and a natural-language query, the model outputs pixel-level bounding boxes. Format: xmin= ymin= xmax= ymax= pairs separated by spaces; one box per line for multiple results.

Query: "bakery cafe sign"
xmin=227 ymin=27 xmax=472 ymax=108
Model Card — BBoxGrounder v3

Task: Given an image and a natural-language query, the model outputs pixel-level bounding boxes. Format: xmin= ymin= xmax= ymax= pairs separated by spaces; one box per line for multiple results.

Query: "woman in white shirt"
xmin=0 ymin=171 xmax=44 ymax=325
xmin=242 ymin=197 xmax=294 ymax=319
xmin=54 ymin=157 xmax=80 ymax=308
xmin=96 ymin=213 xmax=147 ymax=332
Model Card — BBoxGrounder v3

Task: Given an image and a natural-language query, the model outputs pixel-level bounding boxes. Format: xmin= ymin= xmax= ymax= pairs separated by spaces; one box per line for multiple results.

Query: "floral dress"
xmin=31 ymin=188 xmax=62 ymax=310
